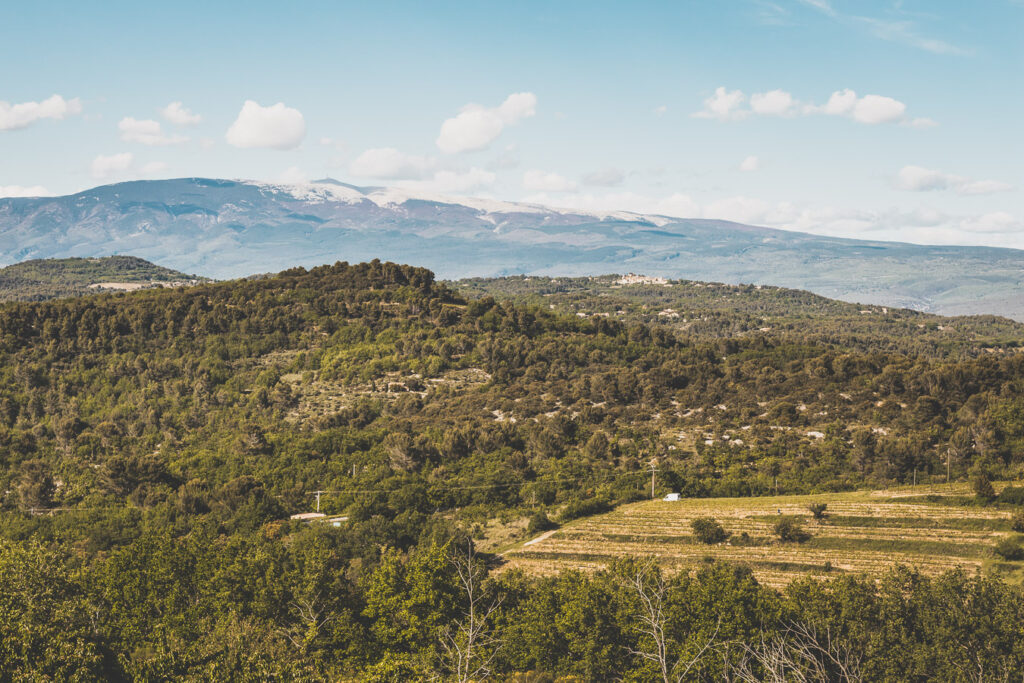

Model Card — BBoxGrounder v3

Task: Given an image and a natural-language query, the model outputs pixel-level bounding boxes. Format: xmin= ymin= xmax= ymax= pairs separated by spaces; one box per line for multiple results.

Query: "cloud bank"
xmin=895 ymin=166 xmax=1013 ymax=196
xmin=0 ymin=185 xmax=51 ymax=198
xmin=694 ymin=87 xmax=932 ymax=126
xmin=350 ymin=148 xmax=433 ymax=180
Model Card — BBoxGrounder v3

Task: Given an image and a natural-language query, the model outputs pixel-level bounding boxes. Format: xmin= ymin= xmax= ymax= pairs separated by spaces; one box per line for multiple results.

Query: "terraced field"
xmin=502 ymin=483 xmax=1024 ymax=588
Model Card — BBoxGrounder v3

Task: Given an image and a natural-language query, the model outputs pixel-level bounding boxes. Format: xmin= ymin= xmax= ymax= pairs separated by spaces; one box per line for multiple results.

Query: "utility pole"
xmin=648 ymin=460 xmax=659 ymax=500
xmin=946 ymin=448 xmax=951 ymax=484
xmin=308 ymin=490 xmax=326 ymax=512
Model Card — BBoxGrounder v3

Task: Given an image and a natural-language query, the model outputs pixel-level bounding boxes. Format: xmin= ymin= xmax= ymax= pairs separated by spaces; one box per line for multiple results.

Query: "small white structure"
xmin=663 ymin=493 xmax=681 ymax=502
xmin=289 ymin=512 xmax=350 ymax=527
xmin=617 ymin=273 xmax=670 ymax=286
xmin=290 ymin=512 xmax=326 ymax=522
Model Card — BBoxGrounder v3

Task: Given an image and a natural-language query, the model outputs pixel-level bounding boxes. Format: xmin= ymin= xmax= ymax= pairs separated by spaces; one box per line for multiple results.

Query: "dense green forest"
xmin=2 ymin=260 xmax=1023 ymax=679
xmin=0 ymin=255 xmax=203 ymax=302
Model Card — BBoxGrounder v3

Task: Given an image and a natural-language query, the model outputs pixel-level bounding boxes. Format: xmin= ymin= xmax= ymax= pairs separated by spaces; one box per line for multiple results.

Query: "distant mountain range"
xmin=2 ymin=177 xmax=1023 ymax=319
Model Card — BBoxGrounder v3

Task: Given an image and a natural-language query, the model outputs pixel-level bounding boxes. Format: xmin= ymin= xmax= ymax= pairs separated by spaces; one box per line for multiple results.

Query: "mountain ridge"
xmin=2 ymin=177 xmax=1023 ymax=319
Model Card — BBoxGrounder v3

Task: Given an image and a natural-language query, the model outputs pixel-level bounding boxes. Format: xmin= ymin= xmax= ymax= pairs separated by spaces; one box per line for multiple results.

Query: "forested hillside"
xmin=456 ymin=274 xmax=1024 ymax=358
xmin=2 ymin=260 xmax=1023 ymax=679
xmin=0 ymin=255 xmax=203 ymax=302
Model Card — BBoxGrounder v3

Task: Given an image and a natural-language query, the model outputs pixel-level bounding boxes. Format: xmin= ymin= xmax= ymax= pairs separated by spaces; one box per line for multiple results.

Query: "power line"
xmin=302 ymin=469 xmax=651 ymax=498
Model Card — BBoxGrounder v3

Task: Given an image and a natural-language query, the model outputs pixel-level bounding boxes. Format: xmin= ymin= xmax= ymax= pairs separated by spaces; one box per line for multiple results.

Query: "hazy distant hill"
xmin=0 ymin=255 xmax=203 ymax=302
xmin=2 ymin=177 xmax=1023 ymax=319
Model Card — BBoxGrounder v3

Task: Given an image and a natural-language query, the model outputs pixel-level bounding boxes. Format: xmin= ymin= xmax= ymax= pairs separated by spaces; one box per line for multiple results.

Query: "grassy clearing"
xmin=501 ymin=482 xmax=1024 ymax=588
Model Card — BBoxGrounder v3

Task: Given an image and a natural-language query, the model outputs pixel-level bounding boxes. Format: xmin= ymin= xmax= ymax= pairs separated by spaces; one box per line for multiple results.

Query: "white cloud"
xmin=895 ymin=166 xmax=948 ymax=192
xmin=800 ymin=0 xmax=835 ymax=14
xmin=583 ymin=168 xmax=625 ymax=187
xmin=436 ymin=92 xmax=537 ymax=153
xmin=161 ymin=101 xmax=201 ymax=126
xmin=818 ymin=88 xmax=858 ymax=116
xmin=812 ymin=89 xmax=906 ymax=124
xmin=277 ymin=166 xmax=309 ymax=184
xmin=750 ymin=89 xmax=796 ymax=116
xmin=91 ymin=152 xmax=134 ymax=179
xmin=139 ymin=161 xmax=169 ymax=176
xmin=349 ymin=147 xmax=433 ymax=179
xmin=739 ymin=156 xmax=760 ymax=172
xmin=895 ymin=165 xmax=1013 ymax=196
xmin=960 ymin=180 xmax=1015 ymax=195
xmin=0 ymin=95 xmax=82 ymax=131
xmin=854 ymin=16 xmax=969 ymax=56
xmin=703 ymin=196 xmax=795 ymax=225
xmin=850 ymin=94 xmax=905 ymax=124
xmin=959 ymin=212 xmax=1021 ymax=234
xmin=692 ymin=87 xmax=747 ymax=121
xmin=523 ymin=169 xmax=578 ymax=193
xmin=799 ymin=0 xmax=968 ymax=56
xmin=697 ymin=86 xmax=929 ymax=126
xmin=397 ymin=167 xmax=497 ymax=194
xmin=696 ymin=195 xmax=1024 ymax=246
xmin=518 ymin=189 xmax=1024 ymax=246
xmin=522 ymin=190 xmax=700 ymax=218
xmin=650 ymin=193 xmax=701 ymax=217
xmin=487 ymin=144 xmax=520 ymax=171
xmin=225 ymin=100 xmax=306 ymax=150
xmin=0 ymin=185 xmax=51 ymax=198
xmin=119 ymin=117 xmax=188 ymax=146
xmin=653 ymin=105 xmax=668 ymax=116
xmin=814 ymin=89 xmax=920 ymax=125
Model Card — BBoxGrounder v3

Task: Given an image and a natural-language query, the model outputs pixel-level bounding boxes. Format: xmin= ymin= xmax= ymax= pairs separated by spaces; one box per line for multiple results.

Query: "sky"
xmin=1 ymin=0 xmax=1022 ymax=248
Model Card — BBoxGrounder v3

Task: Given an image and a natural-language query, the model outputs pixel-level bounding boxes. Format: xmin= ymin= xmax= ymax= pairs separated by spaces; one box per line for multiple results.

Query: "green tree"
xmin=691 ymin=517 xmax=727 ymax=545
xmin=363 ymin=542 xmax=459 ymax=668
xmin=773 ymin=517 xmax=811 ymax=543
xmin=0 ymin=540 xmax=109 ymax=680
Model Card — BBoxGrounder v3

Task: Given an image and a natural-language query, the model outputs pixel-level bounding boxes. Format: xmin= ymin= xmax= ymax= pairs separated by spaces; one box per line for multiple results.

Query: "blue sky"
xmin=1 ymin=0 xmax=1021 ymax=247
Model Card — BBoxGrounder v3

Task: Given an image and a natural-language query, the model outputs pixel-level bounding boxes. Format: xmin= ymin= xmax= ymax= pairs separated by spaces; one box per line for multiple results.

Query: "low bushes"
xmin=774 ymin=516 xmax=812 ymax=543
xmin=691 ymin=517 xmax=728 ymax=544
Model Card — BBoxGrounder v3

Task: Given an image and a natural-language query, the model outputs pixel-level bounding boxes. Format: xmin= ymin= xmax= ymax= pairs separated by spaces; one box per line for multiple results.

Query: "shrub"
xmin=526 ymin=511 xmax=558 ymax=536
xmin=997 ymin=486 xmax=1024 ymax=506
xmin=691 ymin=517 xmax=727 ymax=544
xmin=774 ymin=516 xmax=811 ymax=543
xmin=807 ymin=503 xmax=828 ymax=520
xmin=559 ymin=497 xmax=611 ymax=523
xmin=1012 ymin=514 xmax=1024 ymax=533
xmin=993 ymin=536 xmax=1024 ymax=561
xmin=973 ymin=474 xmax=996 ymax=502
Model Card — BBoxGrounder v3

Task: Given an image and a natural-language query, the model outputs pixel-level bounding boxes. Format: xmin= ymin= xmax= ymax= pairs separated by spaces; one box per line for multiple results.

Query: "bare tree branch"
xmin=622 ymin=559 xmax=720 ymax=683
xmin=438 ymin=539 xmax=504 ymax=682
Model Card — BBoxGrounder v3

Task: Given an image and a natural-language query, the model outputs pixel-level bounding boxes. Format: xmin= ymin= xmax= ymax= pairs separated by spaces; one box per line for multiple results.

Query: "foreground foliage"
xmin=2 ymin=536 xmax=1023 ymax=680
